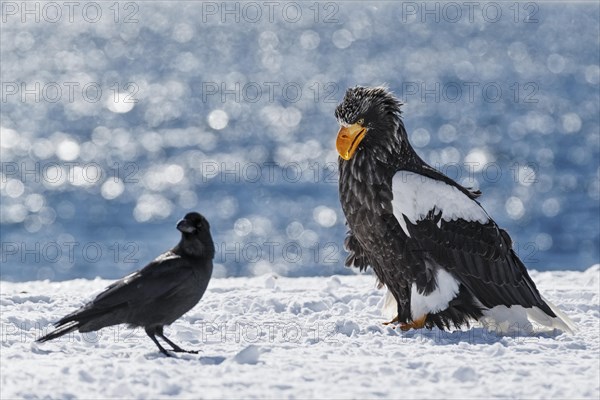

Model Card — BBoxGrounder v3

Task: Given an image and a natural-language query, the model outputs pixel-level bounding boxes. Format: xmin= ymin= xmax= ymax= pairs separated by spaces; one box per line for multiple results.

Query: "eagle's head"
xmin=334 ymin=86 xmax=404 ymax=161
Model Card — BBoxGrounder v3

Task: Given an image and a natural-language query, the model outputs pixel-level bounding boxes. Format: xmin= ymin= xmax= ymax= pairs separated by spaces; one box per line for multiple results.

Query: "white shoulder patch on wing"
xmin=391 ymin=170 xmax=489 ymax=236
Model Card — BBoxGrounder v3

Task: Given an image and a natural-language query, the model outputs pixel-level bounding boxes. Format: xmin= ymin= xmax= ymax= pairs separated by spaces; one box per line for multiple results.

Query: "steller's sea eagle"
xmin=335 ymin=86 xmax=575 ymax=333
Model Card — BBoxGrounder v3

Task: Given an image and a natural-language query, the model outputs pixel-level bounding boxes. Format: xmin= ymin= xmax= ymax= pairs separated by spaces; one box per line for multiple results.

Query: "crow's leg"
xmin=156 ymin=326 xmax=199 ymax=354
xmin=145 ymin=327 xmax=171 ymax=357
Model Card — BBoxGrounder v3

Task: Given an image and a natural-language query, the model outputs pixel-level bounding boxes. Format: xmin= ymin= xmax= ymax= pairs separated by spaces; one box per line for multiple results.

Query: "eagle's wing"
xmin=390 ymin=169 xmax=553 ymax=315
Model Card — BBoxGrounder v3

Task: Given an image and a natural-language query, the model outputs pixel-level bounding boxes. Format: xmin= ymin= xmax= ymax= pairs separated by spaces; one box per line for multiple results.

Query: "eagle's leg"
xmin=383 ymin=286 xmax=411 ymax=327
xmin=399 ymin=315 xmax=428 ymax=331
xmin=382 ymin=315 xmax=399 ymax=325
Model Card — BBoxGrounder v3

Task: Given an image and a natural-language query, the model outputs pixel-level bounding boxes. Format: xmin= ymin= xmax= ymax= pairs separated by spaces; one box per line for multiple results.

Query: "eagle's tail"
xmin=481 ymin=298 xmax=576 ymax=335
xmin=536 ymin=295 xmax=577 ymax=334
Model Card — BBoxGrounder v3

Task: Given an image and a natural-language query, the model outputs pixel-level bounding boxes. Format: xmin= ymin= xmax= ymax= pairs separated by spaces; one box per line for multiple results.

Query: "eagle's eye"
xmin=356 ymin=118 xmax=365 ymax=125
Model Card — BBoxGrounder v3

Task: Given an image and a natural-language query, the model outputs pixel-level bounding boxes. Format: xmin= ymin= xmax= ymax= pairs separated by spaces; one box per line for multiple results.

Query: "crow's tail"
xmin=37 ymin=320 xmax=80 ymax=342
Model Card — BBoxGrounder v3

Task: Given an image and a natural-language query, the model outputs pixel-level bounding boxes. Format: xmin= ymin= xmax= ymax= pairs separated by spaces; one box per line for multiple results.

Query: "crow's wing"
xmin=390 ymin=169 xmax=554 ymax=316
xmin=57 ymin=251 xmax=195 ymax=324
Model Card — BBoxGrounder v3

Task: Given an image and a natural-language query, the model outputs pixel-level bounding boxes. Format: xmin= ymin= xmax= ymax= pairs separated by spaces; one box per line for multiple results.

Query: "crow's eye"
xmin=356 ymin=118 xmax=365 ymax=125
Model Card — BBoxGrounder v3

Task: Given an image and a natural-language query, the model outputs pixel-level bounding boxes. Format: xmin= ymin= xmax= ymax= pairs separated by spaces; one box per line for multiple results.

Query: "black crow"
xmin=37 ymin=212 xmax=215 ymax=356
xmin=335 ymin=86 xmax=575 ymax=333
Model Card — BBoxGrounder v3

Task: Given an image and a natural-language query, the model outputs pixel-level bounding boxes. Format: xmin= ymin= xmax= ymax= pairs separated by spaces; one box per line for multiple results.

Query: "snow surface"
xmin=2 ymin=266 xmax=599 ymax=399
xmin=2 ymin=2 xmax=599 ymax=282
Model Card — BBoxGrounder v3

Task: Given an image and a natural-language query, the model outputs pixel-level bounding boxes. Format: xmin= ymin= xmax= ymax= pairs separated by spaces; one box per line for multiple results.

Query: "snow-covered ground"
xmin=2 ymin=2 xmax=599 ymax=282
xmin=1 ymin=266 xmax=598 ymax=399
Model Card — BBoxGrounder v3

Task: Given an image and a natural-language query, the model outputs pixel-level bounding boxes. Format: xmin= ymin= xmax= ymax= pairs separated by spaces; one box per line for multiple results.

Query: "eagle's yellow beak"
xmin=336 ymin=123 xmax=366 ymax=160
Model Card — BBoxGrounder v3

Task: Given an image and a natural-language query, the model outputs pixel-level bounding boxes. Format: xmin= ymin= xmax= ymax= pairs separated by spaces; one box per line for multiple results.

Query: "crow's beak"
xmin=177 ymin=219 xmax=196 ymax=234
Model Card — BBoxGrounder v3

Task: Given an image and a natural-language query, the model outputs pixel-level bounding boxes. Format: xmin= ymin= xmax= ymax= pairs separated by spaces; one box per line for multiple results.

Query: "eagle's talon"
xmin=399 ymin=315 xmax=428 ymax=331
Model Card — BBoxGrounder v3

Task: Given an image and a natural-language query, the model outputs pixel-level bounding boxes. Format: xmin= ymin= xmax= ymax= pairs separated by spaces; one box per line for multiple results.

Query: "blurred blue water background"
xmin=1 ymin=1 xmax=598 ymax=281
